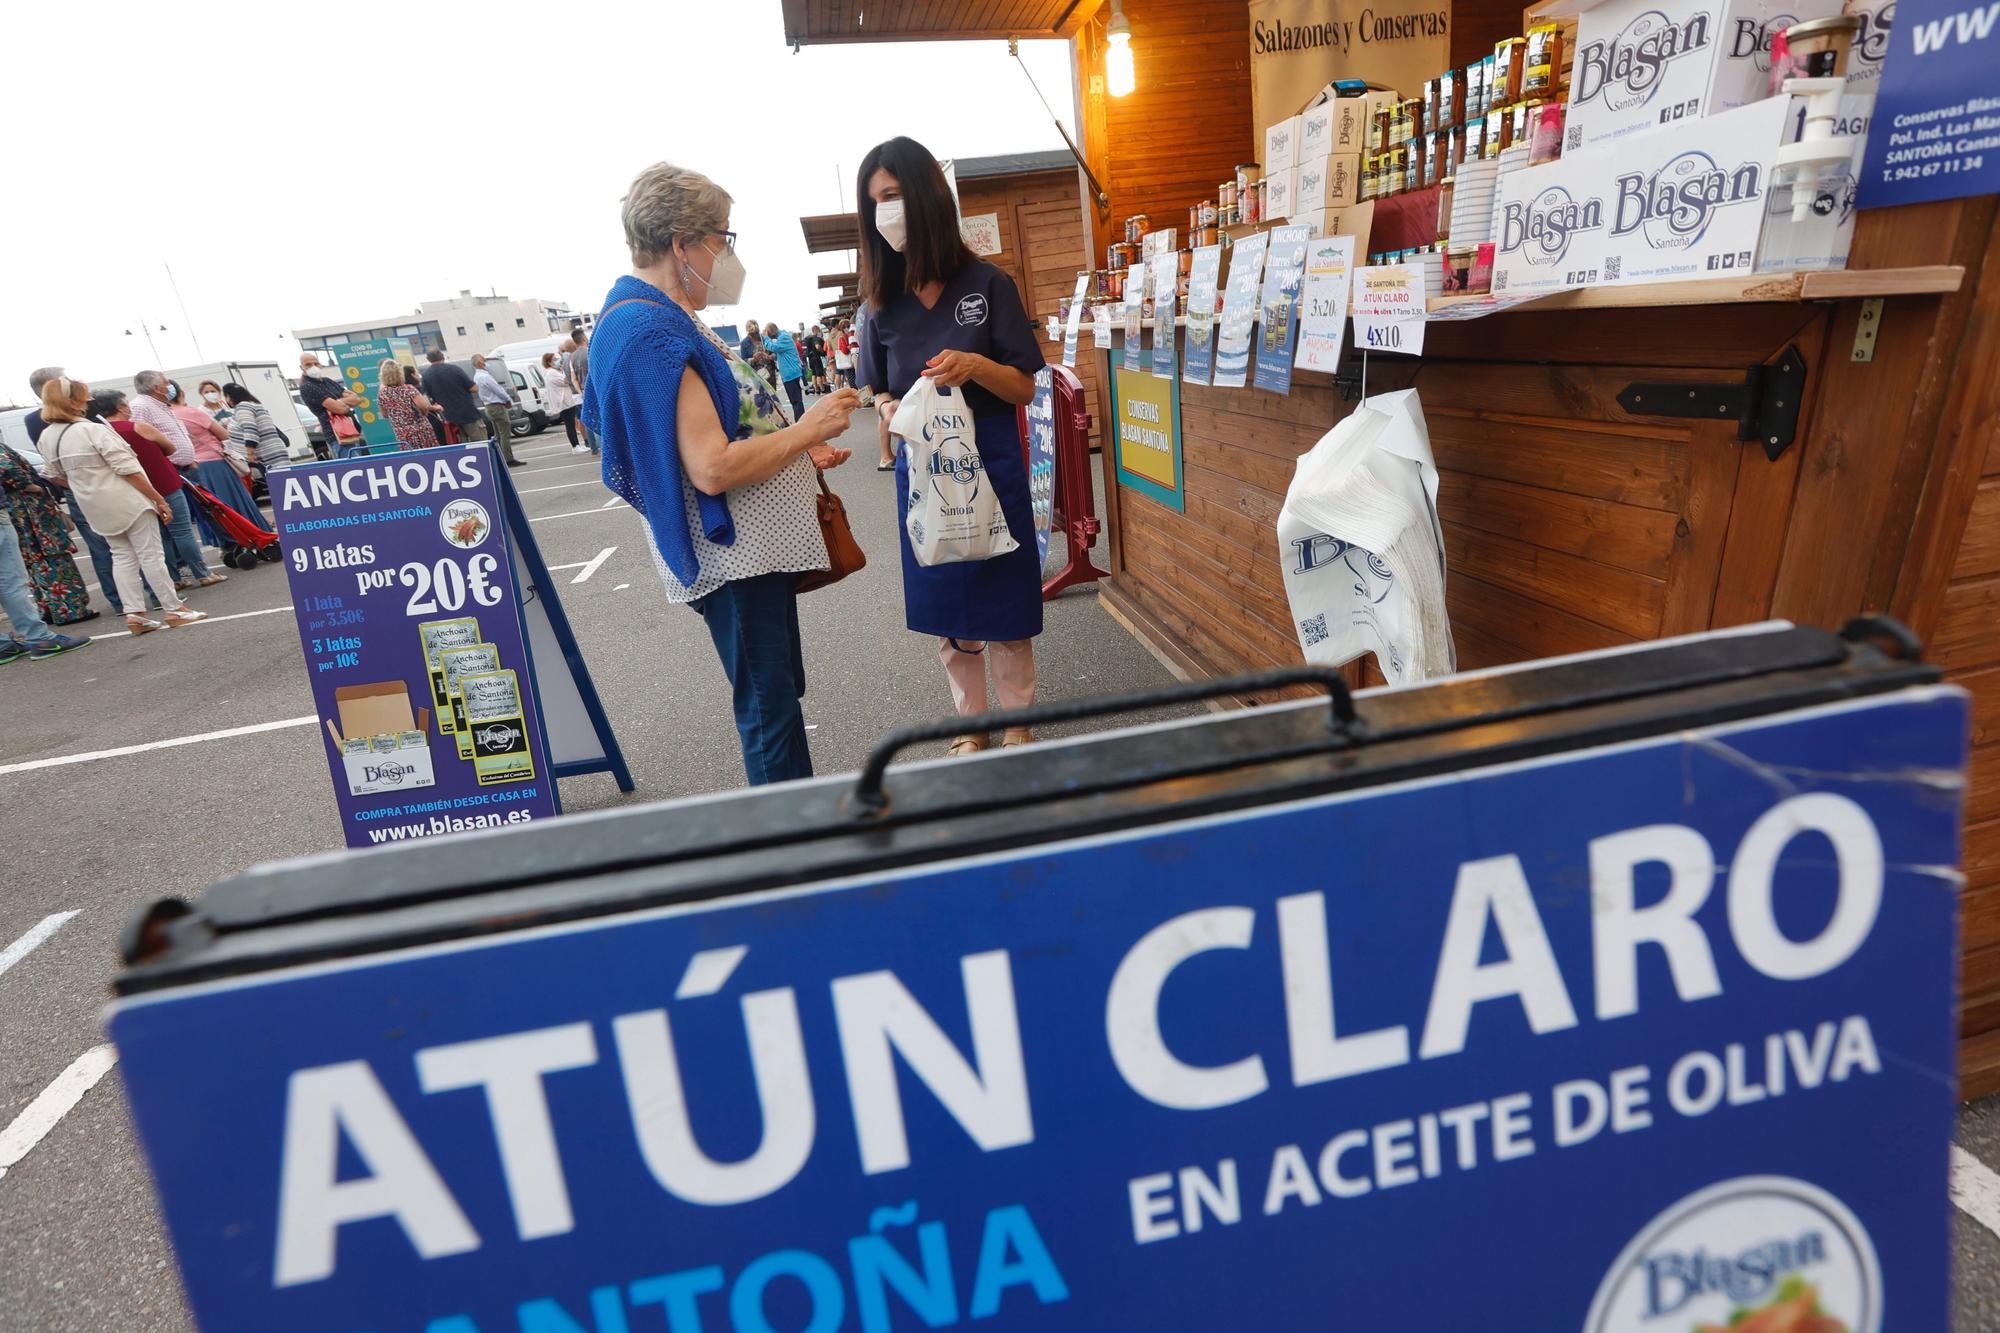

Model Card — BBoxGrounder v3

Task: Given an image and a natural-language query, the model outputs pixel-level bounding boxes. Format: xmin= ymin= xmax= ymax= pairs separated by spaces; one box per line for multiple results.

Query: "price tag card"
xmin=1181 ymin=245 xmax=1224 ymax=386
xmin=1294 ymin=234 xmax=1356 ymax=373
xmin=1123 ymin=265 xmax=1148 ymax=373
xmin=1214 ymin=230 xmax=1269 ymax=389
xmin=1061 ymin=271 xmax=1090 ymax=367
xmin=1150 ymin=251 xmax=1178 ymax=380
xmin=1353 ymin=263 xmax=1428 ymax=358
xmin=1254 ymin=225 xmax=1312 ymax=395
xmin=1090 ymin=304 xmax=1112 ymax=348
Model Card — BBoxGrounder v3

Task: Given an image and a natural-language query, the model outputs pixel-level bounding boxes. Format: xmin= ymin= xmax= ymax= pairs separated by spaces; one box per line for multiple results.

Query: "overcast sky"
xmin=0 ymin=2 xmax=1077 ymax=401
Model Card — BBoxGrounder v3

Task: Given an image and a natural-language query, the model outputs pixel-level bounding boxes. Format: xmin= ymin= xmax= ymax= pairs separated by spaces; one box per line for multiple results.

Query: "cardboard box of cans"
xmin=1562 ymin=0 xmax=1842 ymax=150
xmin=1493 ymin=96 xmax=1790 ymax=295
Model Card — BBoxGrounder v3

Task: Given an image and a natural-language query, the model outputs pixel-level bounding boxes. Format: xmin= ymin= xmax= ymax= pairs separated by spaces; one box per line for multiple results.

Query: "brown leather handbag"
xmin=799 ymin=470 xmax=866 ymax=593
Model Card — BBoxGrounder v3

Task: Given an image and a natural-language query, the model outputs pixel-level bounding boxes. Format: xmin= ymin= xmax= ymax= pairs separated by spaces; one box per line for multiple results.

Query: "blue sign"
xmin=1254 ymin=225 xmax=1311 ymax=395
xmin=109 ymin=687 xmax=1963 ymax=1331
xmin=1857 ymin=0 xmax=2000 ymax=207
xmin=1025 ymin=371 xmax=1055 ymax=566
xmin=274 ymin=446 xmax=559 ymax=847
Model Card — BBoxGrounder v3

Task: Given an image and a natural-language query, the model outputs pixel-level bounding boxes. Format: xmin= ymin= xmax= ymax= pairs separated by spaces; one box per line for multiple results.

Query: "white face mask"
xmin=305 ymin=365 xmax=338 ymax=380
xmin=875 ymin=199 xmax=908 ymax=252
xmin=202 ymin=391 xmax=221 ymax=404
xmin=682 ymin=237 xmax=747 ymax=308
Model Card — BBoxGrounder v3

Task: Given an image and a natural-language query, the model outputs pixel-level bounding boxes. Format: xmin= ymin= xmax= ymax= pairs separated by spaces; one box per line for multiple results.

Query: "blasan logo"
xmin=955 ymin=293 xmax=989 ymax=327
xmin=1575 ymin=9 xmax=1713 ymax=111
xmin=1730 ymin=11 xmax=1803 ymax=72
xmin=1501 ymin=185 xmax=1607 ymax=266
xmin=1854 ymin=1 xmax=1894 ymax=68
xmin=363 ymin=761 xmax=417 ymax=786
xmin=1613 ymin=151 xmax=1763 ymax=249
xmin=1585 ymin=1176 xmax=1880 ymax=1333
xmin=476 ymin=724 xmax=524 ymax=749
xmin=927 ymin=440 xmax=985 ymax=489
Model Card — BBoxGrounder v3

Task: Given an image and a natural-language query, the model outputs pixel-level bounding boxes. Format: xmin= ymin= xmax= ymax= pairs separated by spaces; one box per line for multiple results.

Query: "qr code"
xmin=1603 ymin=255 xmax=1622 ymax=280
xmin=1300 ymin=614 xmax=1330 ymax=648
xmin=1494 ymin=270 xmax=1510 ymax=292
xmin=1566 ymin=125 xmax=1582 ymax=151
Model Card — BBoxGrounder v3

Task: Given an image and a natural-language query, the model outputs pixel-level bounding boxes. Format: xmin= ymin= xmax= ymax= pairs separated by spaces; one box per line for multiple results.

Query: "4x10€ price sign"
xmin=1353 ymin=262 xmax=1428 ymax=358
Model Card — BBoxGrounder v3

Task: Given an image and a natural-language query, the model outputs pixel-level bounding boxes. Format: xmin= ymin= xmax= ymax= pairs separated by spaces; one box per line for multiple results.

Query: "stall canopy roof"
xmin=799 ymin=150 xmax=1077 ymax=255
xmin=801 ymin=213 xmax=860 ymax=256
xmin=780 ymin=0 xmax=1103 ymax=45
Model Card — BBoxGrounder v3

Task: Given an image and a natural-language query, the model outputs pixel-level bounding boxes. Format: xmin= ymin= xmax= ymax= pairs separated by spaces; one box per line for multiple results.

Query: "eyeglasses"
xmin=718 ymin=230 xmax=738 ymax=253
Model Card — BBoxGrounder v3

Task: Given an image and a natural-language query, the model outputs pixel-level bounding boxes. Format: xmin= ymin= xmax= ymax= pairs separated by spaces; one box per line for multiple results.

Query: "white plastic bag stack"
xmin=891 ymin=379 xmax=1020 ymax=567
xmin=1276 ymin=388 xmax=1454 ymax=685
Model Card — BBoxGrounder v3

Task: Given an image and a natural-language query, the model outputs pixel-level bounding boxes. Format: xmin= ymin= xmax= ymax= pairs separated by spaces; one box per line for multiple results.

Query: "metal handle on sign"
xmin=846 ymin=665 xmax=1364 ymax=819
xmin=1838 ymin=614 xmax=1923 ymax=661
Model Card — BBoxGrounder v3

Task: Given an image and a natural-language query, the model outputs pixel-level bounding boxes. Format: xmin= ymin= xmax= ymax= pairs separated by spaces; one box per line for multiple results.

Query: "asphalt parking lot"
xmin=3 ymin=403 xmax=1999 ymax=1328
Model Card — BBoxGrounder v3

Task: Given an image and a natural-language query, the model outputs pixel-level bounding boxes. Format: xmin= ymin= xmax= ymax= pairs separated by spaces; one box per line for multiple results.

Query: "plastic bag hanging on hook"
xmin=1277 ymin=387 xmax=1454 ymax=686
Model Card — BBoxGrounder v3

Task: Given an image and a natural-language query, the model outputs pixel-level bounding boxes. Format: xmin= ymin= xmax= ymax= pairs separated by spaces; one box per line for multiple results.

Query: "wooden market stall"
xmin=780 ymin=0 xmax=2000 ymax=1095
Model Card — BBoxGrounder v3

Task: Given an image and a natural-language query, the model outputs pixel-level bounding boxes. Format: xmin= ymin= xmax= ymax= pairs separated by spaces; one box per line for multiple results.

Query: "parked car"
xmin=290 ymin=393 xmax=332 ymax=458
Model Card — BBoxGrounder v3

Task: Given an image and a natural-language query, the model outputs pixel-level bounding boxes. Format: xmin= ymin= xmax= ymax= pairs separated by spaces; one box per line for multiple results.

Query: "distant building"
xmin=292 ymin=291 xmax=590 ymax=364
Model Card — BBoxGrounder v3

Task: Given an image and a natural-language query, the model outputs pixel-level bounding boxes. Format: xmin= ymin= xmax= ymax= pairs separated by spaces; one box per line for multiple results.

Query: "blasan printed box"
xmin=1564 ymin=0 xmax=1842 ymax=149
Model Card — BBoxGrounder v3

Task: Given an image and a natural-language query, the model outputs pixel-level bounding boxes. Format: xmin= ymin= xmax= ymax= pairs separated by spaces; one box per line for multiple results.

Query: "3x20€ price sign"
xmin=1353 ymin=262 xmax=1428 ymax=358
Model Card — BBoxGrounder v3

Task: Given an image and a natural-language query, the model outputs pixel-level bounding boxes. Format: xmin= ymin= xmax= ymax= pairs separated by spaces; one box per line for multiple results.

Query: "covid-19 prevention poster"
xmin=274 ymin=446 xmax=557 ymax=846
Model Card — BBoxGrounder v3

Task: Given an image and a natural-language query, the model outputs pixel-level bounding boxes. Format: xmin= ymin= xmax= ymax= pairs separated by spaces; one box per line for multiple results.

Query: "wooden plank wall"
xmin=1104 ymin=307 xmax=1824 ymax=690
xmin=957 ymin=170 xmax=1107 ymax=449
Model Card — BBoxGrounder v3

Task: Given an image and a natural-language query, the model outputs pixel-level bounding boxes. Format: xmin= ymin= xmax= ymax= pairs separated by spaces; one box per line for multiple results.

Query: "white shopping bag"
xmin=891 ymin=379 xmax=1020 ymax=567
xmin=1277 ymin=388 xmax=1455 ymax=686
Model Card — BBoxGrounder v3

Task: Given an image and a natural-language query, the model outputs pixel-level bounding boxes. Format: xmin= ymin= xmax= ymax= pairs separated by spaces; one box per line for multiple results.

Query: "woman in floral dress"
xmin=377 ymin=360 xmax=439 ymax=450
xmin=0 ymin=447 xmax=92 ymax=624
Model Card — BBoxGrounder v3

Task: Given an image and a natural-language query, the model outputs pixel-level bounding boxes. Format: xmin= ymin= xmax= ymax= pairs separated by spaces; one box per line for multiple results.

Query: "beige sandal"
xmin=1001 ymin=728 xmax=1035 ymax=748
xmin=196 ymin=573 xmax=228 ymax=587
xmin=125 ymin=615 xmax=167 ymax=635
xmin=946 ymin=734 xmax=990 ymax=757
xmin=163 ymin=608 xmax=209 ymax=628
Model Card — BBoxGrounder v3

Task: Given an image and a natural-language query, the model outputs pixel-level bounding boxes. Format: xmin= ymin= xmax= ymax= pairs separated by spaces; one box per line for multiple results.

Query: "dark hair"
xmin=856 ymin=136 xmax=971 ymax=311
xmin=87 ymin=390 xmax=126 ymax=419
xmin=168 ymin=379 xmax=186 ymax=403
xmin=223 ymin=383 xmax=259 ymax=407
xmin=426 ymin=348 xmax=445 ymax=362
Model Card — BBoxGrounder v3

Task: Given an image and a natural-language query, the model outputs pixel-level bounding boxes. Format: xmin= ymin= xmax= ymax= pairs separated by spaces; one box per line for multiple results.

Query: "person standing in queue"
xmin=587 ymin=160 xmax=859 ymax=786
xmin=853 ymin=136 xmax=1047 ymax=756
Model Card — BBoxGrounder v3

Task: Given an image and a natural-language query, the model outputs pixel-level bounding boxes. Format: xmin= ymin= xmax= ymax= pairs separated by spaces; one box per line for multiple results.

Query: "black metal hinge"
xmin=1617 ymin=344 xmax=1807 ymax=461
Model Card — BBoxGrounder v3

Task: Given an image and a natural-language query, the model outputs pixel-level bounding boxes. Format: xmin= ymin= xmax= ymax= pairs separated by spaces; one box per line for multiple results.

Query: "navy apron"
xmin=895 ymin=412 xmax=1044 ymax=642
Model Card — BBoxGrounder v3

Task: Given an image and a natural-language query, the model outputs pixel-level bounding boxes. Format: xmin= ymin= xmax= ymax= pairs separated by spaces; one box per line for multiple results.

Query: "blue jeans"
xmin=691 ymin=572 xmax=813 ymax=786
xmin=61 ymin=487 xmax=120 ymax=614
xmin=163 ymin=489 xmax=212 ymax=581
xmin=0 ymin=517 xmax=56 ymax=645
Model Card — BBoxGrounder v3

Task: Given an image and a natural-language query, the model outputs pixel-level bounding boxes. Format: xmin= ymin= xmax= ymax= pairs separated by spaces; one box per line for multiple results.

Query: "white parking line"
xmin=1954 ymin=1144 xmax=2000 ymax=1241
xmin=0 ymin=912 xmax=78 ymax=980
xmin=518 ymin=478 xmax=610 ymax=496
xmin=568 ymin=547 xmax=616 ymax=584
xmin=533 ymin=499 xmax=629 ymax=524
xmin=90 ymin=604 xmax=296 ymax=641
xmin=0 ymin=715 xmax=319 ymax=776
xmin=599 ymin=495 xmax=622 ymax=509
xmin=0 ymin=1045 xmax=119 ymax=1183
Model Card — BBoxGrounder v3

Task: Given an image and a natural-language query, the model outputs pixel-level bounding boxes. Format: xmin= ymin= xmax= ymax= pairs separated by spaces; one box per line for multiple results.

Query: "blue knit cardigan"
xmin=584 ymin=276 xmax=740 ymax=585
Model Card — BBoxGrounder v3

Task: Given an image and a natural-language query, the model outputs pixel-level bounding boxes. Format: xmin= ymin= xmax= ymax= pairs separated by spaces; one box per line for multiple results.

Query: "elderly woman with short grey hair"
xmin=584 ymin=160 xmax=861 ymax=787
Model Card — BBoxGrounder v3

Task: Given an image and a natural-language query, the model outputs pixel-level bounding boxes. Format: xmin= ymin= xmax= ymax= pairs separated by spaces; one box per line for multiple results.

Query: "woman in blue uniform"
xmin=854 ymin=137 xmax=1047 ymax=756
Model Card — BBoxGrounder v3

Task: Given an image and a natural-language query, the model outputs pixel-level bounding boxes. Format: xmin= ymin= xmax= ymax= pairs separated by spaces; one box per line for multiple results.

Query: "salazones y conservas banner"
xmin=1248 ymin=0 xmax=1449 ymax=137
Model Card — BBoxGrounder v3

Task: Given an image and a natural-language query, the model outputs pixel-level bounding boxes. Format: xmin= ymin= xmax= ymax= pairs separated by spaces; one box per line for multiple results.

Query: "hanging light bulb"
xmin=1106 ymin=0 xmax=1136 ymax=97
